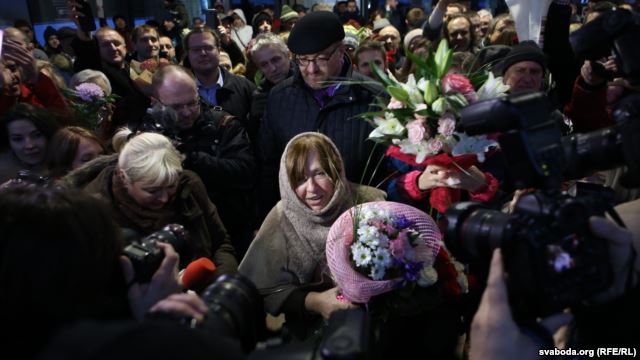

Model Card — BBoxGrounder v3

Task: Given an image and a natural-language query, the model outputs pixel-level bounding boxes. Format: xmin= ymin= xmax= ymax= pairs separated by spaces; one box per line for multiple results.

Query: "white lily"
xmin=476 ymin=72 xmax=511 ymax=100
xmin=401 ymin=74 xmax=425 ymax=107
xmin=394 ymin=138 xmax=436 ymax=163
xmin=369 ymin=112 xmax=405 ymax=139
xmin=451 ymin=132 xmax=499 ymax=162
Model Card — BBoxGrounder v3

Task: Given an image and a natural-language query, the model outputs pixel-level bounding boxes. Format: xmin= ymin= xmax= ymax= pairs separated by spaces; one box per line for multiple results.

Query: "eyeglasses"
xmin=159 ymin=96 xmax=201 ymax=112
xmin=296 ymin=44 xmax=341 ymax=68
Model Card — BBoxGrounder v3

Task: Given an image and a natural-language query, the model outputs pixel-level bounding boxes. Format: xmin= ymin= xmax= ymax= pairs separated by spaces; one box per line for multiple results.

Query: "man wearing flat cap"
xmin=257 ymin=11 xmax=386 ymax=220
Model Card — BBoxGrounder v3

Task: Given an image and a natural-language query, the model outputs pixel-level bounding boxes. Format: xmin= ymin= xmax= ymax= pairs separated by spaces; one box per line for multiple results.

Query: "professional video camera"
xmin=447 ymin=26 xmax=640 ymax=312
xmin=136 ymin=102 xmax=182 ymax=144
xmin=186 ymin=273 xmax=266 ymax=353
xmin=569 ymin=8 xmax=640 ymax=85
xmin=123 ymin=224 xmax=187 ymax=283
xmin=444 ymin=69 xmax=640 ymax=318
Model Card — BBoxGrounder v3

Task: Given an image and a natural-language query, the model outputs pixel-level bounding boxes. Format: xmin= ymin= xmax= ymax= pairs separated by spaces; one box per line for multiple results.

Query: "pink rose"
xmin=406 ymin=119 xmax=426 ymax=144
xmin=426 ymin=138 xmax=444 ymax=154
xmin=437 ymin=115 xmax=456 ymax=137
xmin=388 ymin=97 xmax=404 ymax=109
xmin=442 ymin=73 xmax=475 ymax=96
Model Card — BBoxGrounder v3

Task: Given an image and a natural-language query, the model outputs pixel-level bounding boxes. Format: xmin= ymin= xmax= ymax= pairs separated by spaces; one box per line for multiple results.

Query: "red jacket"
xmin=564 ymin=76 xmax=613 ymax=133
xmin=0 ymin=73 xmax=68 ymax=115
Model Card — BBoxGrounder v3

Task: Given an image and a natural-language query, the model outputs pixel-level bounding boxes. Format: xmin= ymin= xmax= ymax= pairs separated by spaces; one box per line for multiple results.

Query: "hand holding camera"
xmin=120 ymin=241 xmax=182 ymax=320
xmin=470 ymin=249 xmax=573 ymax=360
xmin=470 ymin=216 xmax=635 ymax=360
xmin=121 ymin=225 xmax=188 ymax=320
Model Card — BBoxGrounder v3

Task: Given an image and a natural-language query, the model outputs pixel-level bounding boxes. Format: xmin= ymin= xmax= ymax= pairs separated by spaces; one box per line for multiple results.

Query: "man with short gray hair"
xmin=248 ymin=33 xmax=295 ymax=145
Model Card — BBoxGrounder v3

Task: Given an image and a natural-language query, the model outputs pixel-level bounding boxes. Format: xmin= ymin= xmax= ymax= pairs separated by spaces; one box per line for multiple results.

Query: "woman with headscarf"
xmin=239 ymin=132 xmax=385 ymax=339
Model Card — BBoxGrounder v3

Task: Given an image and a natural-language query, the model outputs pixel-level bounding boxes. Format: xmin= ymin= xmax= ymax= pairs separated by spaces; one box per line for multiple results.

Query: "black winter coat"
xmin=257 ymin=58 xmax=386 ymax=219
xmin=248 ymin=62 xmax=296 ymax=148
xmin=179 ymin=106 xmax=256 ymax=257
xmin=205 ymin=67 xmax=256 ymax=143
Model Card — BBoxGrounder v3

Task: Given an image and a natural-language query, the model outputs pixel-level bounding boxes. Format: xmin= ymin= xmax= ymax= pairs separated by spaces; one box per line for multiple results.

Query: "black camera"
xmin=450 ymin=88 xmax=640 ymax=318
xmin=193 ymin=273 xmax=265 ymax=353
xmin=445 ymin=192 xmax=612 ymax=318
xmin=10 ymin=170 xmax=51 ymax=187
xmin=123 ymin=224 xmax=188 ymax=283
xmin=570 ymin=8 xmax=640 ymax=85
xmin=136 ymin=102 xmax=182 ymax=144
xmin=459 ymin=92 xmax=639 ymax=191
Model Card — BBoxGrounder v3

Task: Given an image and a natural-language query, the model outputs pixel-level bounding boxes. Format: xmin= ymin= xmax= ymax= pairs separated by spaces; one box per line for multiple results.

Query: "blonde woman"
xmin=62 ymin=129 xmax=237 ymax=275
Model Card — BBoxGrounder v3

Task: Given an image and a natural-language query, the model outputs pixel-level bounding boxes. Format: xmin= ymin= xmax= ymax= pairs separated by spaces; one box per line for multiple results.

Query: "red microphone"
xmin=181 ymin=257 xmax=217 ymax=293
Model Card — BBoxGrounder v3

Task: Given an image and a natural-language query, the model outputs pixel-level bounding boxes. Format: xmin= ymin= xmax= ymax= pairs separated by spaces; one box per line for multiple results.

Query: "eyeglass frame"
xmin=295 ymin=43 xmax=342 ymax=68
xmin=158 ymin=95 xmax=202 ymax=112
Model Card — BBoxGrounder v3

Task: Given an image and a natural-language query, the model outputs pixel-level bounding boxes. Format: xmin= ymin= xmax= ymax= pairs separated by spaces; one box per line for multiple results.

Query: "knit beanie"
xmin=280 ymin=5 xmax=299 ymax=22
xmin=499 ymin=40 xmax=547 ymax=74
xmin=44 ymin=26 xmax=58 ymax=41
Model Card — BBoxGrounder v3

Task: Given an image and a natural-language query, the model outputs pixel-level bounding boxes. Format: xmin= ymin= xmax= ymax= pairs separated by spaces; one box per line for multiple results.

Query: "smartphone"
xmin=75 ymin=0 xmax=97 ymax=33
xmin=205 ymin=9 xmax=220 ymax=29
xmin=0 ymin=29 xmax=4 ymax=59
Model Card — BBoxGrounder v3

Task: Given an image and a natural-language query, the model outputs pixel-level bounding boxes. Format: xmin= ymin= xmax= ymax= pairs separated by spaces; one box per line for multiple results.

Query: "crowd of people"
xmin=0 ymin=0 xmax=639 ymax=359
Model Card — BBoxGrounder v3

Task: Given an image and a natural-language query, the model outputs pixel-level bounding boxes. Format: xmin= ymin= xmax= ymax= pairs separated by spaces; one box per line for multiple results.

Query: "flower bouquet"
xmin=326 ymin=201 xmax=468 ymax=304
xmin=363 ymin=40 xmax=507 ymax=212
xmin=129 ymin=58 xmax=171 ymax=97
xmin=64 ymin=82 xmax=119 ymax=133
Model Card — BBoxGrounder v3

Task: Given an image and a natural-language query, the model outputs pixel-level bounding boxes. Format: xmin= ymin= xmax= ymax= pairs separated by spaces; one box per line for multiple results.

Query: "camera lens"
xmin=199 ymin=274 xmax=263 ymax=353
xmin=562 ymin=125 xmax=625 ymax=180
xmin=444 ymin=202 xmax=509 ymax=262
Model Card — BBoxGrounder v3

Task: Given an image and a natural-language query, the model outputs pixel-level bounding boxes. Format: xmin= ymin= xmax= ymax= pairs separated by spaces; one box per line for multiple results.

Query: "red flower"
xmin=434 ymin=248 xmax=463 ymax=297
xmin=441 ymin=73 xmax=477 ymax=102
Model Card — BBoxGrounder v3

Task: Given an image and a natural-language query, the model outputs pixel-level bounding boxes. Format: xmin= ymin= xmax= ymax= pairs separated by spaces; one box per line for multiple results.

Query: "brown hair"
xmin=354 ymin=40 xmax=387 ymax=67
xmin=131 ymin=24 xmax=159 ymax=44
xmin=183 ymin=27 xmax=220 ymax=51
xmin=47 ymin=126 xmax=105 ymax=178
xmin=442 ymin=13 xmax=476 ymax=51
xmin=285 ymin=134 xmax=343 ymax=190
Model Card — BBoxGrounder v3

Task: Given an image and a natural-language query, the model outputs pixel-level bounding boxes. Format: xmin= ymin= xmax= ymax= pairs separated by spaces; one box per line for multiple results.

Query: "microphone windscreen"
xmin=181 ymin=257 xmax=216 ymax=292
